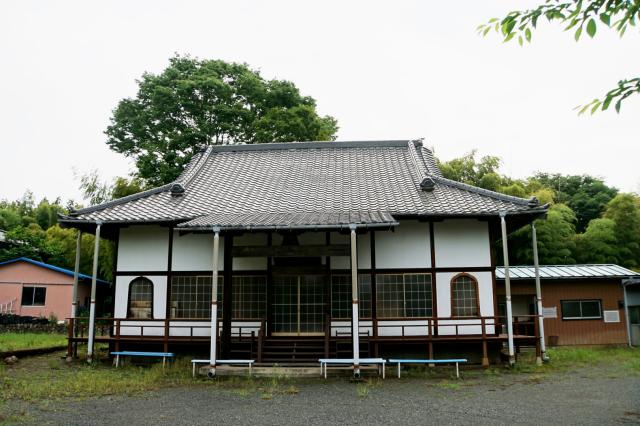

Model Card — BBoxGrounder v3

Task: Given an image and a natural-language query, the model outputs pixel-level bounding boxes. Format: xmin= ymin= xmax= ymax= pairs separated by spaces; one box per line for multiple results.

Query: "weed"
xmin=356 ymin=383 xmax=370 ymax=398
xmin=0 ymin=333 xmax=67 ymax=352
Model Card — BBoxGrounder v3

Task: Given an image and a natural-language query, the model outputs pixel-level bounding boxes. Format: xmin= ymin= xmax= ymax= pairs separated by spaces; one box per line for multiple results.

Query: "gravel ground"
xmin=25 ymin=368 xmax=640 ymax=426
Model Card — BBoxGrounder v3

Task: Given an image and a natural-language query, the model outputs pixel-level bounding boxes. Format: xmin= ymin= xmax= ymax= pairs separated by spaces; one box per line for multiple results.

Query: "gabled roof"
xmin=496 ymin=264 xmax=640 ymax=280
xmin=0 ymin=257 xmax=109 ymax=284
xmin=61 ymin=140 xmax=546 ymax=230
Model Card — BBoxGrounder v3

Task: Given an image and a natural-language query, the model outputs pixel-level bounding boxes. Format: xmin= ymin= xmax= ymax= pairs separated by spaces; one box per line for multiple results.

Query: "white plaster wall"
xmin=117 ymin=226 xmax=169 ymax=271
xmin=436 ymin=271 xmax=494 ymax=318
xmin=375 ymin=221 xmax=431 ymax=269
xmin=172 ymin=232 xmax=224 ymax=271
xmin=434 ymin=220 xmax=491 ymax=268
xmin=114 ymin=275 xmax=167 ymax=320
xmin=330 ymin=232 xmax=371 ymax=270
xmin=232 ymin=232 xmax=268 ymax=270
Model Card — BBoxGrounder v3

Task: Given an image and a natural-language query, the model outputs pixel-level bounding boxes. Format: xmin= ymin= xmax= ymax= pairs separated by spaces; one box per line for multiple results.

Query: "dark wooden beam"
xmin=222 ymin=234 xmax=233 ymax=358
xmin=232 ymin=244 xmax=349 ymax=258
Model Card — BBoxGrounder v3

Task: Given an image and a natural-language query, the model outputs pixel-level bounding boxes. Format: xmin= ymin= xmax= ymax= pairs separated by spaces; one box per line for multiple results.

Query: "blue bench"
xmin=318 ymin=358 xmax=386 ymax=379
xmin=388 ymin=358 xmax=468 ymax=378
xmin=111 ymin=351 xmax=175 ymax=368
xmin=190 ymin=359 xmax=255 ymax=377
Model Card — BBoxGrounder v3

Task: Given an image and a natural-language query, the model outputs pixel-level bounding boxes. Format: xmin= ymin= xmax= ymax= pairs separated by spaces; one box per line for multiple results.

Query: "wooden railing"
xmin=327 ymin=315 xmax=540 ymax=340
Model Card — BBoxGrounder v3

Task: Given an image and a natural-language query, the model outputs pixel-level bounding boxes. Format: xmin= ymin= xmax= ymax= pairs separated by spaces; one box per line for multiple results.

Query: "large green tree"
xmin=106 ymin=56 xmax=339 ymax=186
xmin=479 ymin=0 xmax=640 ymax=113
xmin=532 ymin=173 xmax=617 ymax=232
xmin=603 ymin=193 xmax=640 ymax=268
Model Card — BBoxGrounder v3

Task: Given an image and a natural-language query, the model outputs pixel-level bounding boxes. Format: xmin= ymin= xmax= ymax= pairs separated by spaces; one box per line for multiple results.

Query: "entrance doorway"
xmin=272 ymin=275 xmax=325 ymax=336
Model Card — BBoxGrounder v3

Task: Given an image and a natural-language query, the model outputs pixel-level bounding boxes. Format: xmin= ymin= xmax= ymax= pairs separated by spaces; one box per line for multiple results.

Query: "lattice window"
xmin=330 ymin=274 xmax=372 ymax=319
xmin=232 ymin=275 xmax=266 ymax=319
xmin=128 ymin=277 xmax=153 ymax=319
xmin=376 ymin=273 xmax=432 ymax=318
xmin=170 ymin=275 xmax=223 ymax=319
xmin=451 ymin=274 xmax=479 ymax=317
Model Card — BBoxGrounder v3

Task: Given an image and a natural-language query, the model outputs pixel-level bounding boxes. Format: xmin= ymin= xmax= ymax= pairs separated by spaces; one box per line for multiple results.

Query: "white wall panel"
xmin=434 ymin=220 xmax=491 ymax=268
xmin=375 ymin=221 xmax=430 ymax=269
xmin=115 ymin=275 xmax=167 ymax=320
xmin=330 ymin=231 xmax=371 ymax=270
xmin=117 ymin=226 xmax=169 ymax=271
xmin=172 ymin=232 xmax=224 ymax=271
xmin=436 ymin=271 xmax=494 ymax=318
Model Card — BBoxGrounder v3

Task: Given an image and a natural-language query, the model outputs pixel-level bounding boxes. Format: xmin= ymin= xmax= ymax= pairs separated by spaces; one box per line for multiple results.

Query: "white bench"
xmin=388 ymin=358 xmax=468 ymax=379
xmin=318 ymin=358 xmax=386 ymax=379
xmin=191 ymin=359 xmax=255 ymax=377
xmin=111 ymin=351 xmax=175 ymax=368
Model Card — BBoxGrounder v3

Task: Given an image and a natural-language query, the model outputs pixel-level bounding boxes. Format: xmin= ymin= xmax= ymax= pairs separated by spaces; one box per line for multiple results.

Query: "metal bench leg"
xmin=382 ymin=363 xmax=385 ymax=379
xmin=249 ymin=363 xmax=252 ymax=377
xmin=163 ymin=357 xmax=166 ymax=369
xmin=456 ymin=362 xmax=459 ymax=379
xmin=193 ymin=363 xmax=196 ymax=378
xmin=116 ymin=354 xmax=119 ymax=368
xmin=397 ymin=363 xmax=401 ymax=379
xmin=324 ymin=364 xmax=328 ymax=379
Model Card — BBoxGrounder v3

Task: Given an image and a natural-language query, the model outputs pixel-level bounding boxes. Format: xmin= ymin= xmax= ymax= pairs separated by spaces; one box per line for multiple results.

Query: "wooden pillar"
xmin=531 ymin=223 xmax=546 ymax=364
xmin=500 ymin=212 xmax=515 ymax=366
xmin=370 ymin=231 xmax=378 ymax=357
xmin=325 ymin=232 xmax=331 ymax=358
xmin=222 ymin=234 xmax=233 ymax=358
xmin=266 ymin=232 xmax=273 ymax=337
xmin=67 ymin=230 xmax=82 ymax=360
xmin=350 ymin=225 xmax=360 ymax=377
xmin=87 ymin=222 xmax=101 ymax=363
xmin=209 ymin=229 xmax=220 ymax=375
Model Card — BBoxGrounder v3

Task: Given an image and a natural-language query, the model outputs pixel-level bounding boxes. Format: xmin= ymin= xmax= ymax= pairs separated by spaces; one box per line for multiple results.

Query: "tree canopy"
xmin=106 ymin=56 xmax=339 ymax=186
xmin=438 ymin=151 xmax=638 ymax=269
xmin=478 ymin=0 xmax=640 ymax=114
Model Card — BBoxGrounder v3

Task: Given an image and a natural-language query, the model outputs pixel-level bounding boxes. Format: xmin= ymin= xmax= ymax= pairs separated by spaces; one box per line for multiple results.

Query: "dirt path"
xmin=22 ymin=366 xmax=640 ymax=425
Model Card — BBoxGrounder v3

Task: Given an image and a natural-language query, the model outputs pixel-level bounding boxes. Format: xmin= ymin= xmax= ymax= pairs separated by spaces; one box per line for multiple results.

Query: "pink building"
xmin=0 ymin=257 xmax=109 ymax=321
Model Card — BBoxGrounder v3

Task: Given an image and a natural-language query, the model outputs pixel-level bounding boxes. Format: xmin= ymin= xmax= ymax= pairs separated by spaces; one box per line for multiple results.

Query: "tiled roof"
xmin=179 ymin=210 xmax=398 ymax=231
xmin=496 ymin=264 xmax=640 ymax=280
xmin=62 ymin=140 xmax=546 ymax=229
xmin=0 ymin=257 xmax=109 ymax=284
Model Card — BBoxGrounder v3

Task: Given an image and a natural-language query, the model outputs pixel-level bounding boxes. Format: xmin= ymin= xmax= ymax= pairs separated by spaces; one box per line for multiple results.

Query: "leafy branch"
xmin=477 ymin=0 xmax=640 ymax=113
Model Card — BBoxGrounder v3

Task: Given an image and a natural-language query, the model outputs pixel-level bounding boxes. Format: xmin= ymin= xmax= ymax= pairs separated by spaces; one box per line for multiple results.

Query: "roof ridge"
xmin=70 ymin=147 xmax=214 ymax=218
xmin=209 ymin=140 xmax=412 ymax=153
xmin=406 ymin=139 xmax=429 ymax=182
xmin=432 ymin=175 xmax=534 ymax=207
xmin=69 ymin=183 xmax=173 ymax=217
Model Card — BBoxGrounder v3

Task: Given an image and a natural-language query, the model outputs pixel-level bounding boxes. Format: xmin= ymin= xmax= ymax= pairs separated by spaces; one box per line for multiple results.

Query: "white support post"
xmin=499 ymin=212 xmax=515 ymax=366
xmin=531 ymin=223 xmax=547 ymax=364
xmin=209 ymin=228 xmax=221 ymax=377
xmin=350 ymin=225 xmax=360 ymax=377
xmin=68 ymin=230 xmax=82 ymax=360
xmin=87 ymin=223 xmax=101 ymax=363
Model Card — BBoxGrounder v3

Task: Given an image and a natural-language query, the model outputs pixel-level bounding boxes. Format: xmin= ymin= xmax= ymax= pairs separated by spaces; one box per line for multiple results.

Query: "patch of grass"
xmin=436 ymin=380 xmax=460 ymax=390
xmin=0 ymin=333 xmax=67 ymax=352
xmin=356 ymin=383 xmax=370 ymax=398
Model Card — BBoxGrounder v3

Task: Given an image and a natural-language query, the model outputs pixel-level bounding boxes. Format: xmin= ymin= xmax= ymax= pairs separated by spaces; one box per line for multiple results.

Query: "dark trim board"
xmin=116 ymin=266 xmax=496 ymax=277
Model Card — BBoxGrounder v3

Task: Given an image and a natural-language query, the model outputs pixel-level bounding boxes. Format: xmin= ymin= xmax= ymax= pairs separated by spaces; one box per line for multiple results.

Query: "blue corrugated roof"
xmin=0 ymin=257 xmax=109 ymax=284
xmin=496 ymin=264 xmax=640 ymax=280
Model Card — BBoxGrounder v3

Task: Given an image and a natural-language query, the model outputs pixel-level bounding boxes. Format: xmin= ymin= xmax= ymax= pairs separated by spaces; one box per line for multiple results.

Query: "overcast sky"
xmin=1 ymin=0 xmax=638 ymax=204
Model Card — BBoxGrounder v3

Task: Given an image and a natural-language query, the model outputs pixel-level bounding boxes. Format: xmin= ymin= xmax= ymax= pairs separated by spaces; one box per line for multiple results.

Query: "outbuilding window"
xmin=561 ymin=300 xmax=602 ymax=320
xmin=21 ymin=286 xmax=46 ymax=306
xmin=127 ymin=277 xmax=154 ymax=319
xmin=451 ymin=274 xmax=479 ymax=317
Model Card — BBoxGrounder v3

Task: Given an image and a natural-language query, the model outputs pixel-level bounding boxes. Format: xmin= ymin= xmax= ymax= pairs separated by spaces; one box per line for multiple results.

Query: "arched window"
xmin=451 ymin=274 xmax=479 ymax=317
xmin=128 ymin=277 xmax=154 ymax=319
